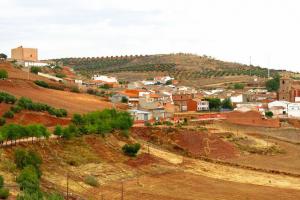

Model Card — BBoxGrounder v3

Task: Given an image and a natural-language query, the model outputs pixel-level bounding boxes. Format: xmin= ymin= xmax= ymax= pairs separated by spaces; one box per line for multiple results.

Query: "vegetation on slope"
xmin=53 ymin=53 xmax=282 ymax=80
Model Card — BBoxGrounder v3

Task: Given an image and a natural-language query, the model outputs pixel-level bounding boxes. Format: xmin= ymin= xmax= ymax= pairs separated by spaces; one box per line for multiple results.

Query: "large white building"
xmin=92 ymin=75 xmax=118 ymax=83
xmin=287 ymin=103 xmax=300 ymax=118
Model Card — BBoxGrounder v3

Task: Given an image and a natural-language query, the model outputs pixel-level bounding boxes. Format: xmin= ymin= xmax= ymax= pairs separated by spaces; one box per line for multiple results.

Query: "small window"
xmin=282 ymin=80 xmax=285 ymax=84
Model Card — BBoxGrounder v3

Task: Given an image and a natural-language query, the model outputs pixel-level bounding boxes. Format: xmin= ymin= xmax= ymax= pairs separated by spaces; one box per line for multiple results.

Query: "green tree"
xmin=0 ymin=118 xmax=6 ymax=126
xmin=30 ymin=67 xmax=41 ymax=74
xmin=121 ymin=96 xmax=128 ymax=103
xmin=0 ymin=53 xmax=7 ymax=60
xmin=53 ymin=125 xmax=63 ymax=137
xmin=0 ymin=176 xmax=3 ymax=188
xmin=122 ymin=143 xmax=141 ymax=157
xmin=265 ymin=111 xmax=274 ymax=118
xmin=221 ymin=98 xmax=233 ymax=110
xmin=0 ymin=69 xmax=8 ymax=79
xmin=2 ymin=111 xmax=14 ymax=119
xmin=266 ymin=75 xmax=280 ymax=91
xmin=205 ymin=98 xmax=221 ymax=111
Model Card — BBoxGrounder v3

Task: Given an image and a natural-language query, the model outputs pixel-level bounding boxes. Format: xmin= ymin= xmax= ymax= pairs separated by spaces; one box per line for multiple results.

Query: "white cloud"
xmin=1 ymin=0 xmax=300 ymax=71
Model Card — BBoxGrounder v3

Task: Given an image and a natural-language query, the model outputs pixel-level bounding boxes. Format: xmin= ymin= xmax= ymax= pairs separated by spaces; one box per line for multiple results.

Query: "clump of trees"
xmin=0 ymin=124 xmax=50 ymax=145
xmin=30 ymin=67 xmax=42 ymax=74
xmin=0 ymin=92 xmax=17 ymax=104
xmin=57 ymin=109 xmax=133 ymax=140
xmin=14 ymin=148 xmax=64 ymax=200
xmin=0 ymin=53 xmax=7 ymax=60
xmin=18 ymin=97 xmax=67 ymax=117
xmin=233 ymin=83 xmax=245 ymax=90
xmin=0 ymin=69 xmax=8 ymax=79
xmin=221 ymin=98 xmax=233 ymax=110
xmin=122 ymin=143 xmax=141 ymax=157
xmin=266 ymin=75 xmax=280 ymax=92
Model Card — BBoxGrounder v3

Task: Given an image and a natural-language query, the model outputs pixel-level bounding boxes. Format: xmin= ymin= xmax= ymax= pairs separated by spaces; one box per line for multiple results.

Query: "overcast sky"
xmin=1 ymin=0 xmax=300 ymax=71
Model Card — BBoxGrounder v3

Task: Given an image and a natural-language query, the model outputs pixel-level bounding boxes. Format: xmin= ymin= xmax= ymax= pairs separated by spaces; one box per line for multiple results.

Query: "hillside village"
xmin=1 ymin=46 xmax=300 ymax=199
xmin=5 ymin=46 xmax=300 ymax=127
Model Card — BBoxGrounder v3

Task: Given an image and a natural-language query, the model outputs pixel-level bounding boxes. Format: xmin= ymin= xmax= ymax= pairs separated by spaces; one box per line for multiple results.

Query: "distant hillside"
xmin=52 ymin=53 xmax=284 ymax=87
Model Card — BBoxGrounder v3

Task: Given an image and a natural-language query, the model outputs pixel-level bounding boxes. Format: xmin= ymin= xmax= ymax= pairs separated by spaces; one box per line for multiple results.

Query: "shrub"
xmin=14 ymin=149 xmax=42 ymax=171
xmin=0 ymin=69 xmax=8 ymax=79
xmin=0 ymin=188 xmax=9 ymax=199
xmin=10 ymin=106 xmax=22 ymax=113
xmin=70 ymin=86 xmax=80 ymax=93
xmin=46 ymin=193 xmax=64 ymax=200
xmin=0 ymin=118 xmax=5 ymax=126
xmin=144 ymin=121 xmax=151 ymax=127
xmin=0 ymin=176 xmax=3 ymax=188
xmin=55 ymin=73 xmax=66 ymax=78
xmin=53 ymin=125 xmax=63 ymax=137
xmin=121 ymin=96 xmax=128 ymax=103
xmin=163 ymin=121 xmax=173 ymax=126
xmin=34 ymin=80 xmax=49 ymax=88
xmin=16 ymin=165 xmax=40 ymax=192
xmin=265 ymin=111 xmax=274 ymax=118
xmin=233 ymin=83 xmax=245 ymax=89
xmin=84 ymin=175 xmax=99 ymax=187
xmin=30 ymin=67 xmax=41 ymax=74
xmin=0 ymin=92 xmax=17 ymax=104
xmin=122 ymin=143 xmax=141 ymax=157
xmin=99 ymin=84 xmax=111 ymax=90
xmin=3 ymin=111 xmax=14 ymax=119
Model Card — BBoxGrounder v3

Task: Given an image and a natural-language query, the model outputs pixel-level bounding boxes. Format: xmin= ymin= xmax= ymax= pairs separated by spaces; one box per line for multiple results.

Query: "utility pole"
xmin=121 ymin=181 xmax=124 ymax=200
xmin=67 ymin=172 xmax=69 ymax=200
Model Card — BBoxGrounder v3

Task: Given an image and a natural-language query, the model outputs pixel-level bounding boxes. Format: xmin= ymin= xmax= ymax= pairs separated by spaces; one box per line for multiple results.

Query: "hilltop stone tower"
xmin=11 ymin=46 xmax=38 ymax=62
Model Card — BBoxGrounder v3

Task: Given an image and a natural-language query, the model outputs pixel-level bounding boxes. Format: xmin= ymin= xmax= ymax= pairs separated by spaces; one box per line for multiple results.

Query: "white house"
xmin=230 ymin=94 xmax=245 ymax=103
xmin=128 ymin=109 xmax=153 ymax=122
xmin=154 ymin=76 xmax=173 ymax=84
xmin=92 ymin=75 xmax=118 ymax=83
xmin=197 ymin=100 xmax=209 ymax=111
xmin=268 ymin=101 xmax=289 ymax=115
xmin=287 ymin=103 xmax=300 ymax=118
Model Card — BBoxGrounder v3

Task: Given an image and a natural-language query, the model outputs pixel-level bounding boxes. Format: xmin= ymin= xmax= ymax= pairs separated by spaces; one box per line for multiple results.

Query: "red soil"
xmin=0 ymin=103 xmax=11 ymax=116
xmin=172 ymin=130 xmax=237 ymax=159
xmin=226 ymin=111 xmax=280 ymax=128
xmin=125 ymin=153 xmax=159 ymax=168
xmin=7 ymin=111 xmax=71 ymax=127
xmin=131 ymin=127 xmax=237 ymax=160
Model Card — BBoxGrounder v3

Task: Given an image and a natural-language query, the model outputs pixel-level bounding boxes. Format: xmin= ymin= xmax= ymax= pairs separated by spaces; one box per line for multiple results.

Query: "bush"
xmin=55 ymin=73 xmax=66 ymax=78
xmin=233 ymin=83 xmax=245 ymax=89
xmin=121 ymin=96 xmax=128 ymax=103
xmin=0 ymin=176 xmax=3 ymax=188
xmin=99 ymin=84 xmax=111 ymax=90
xmin=10 ymin=106 xmax=22 ymax=113
xmin=53 ymin=125 xmax=63 ymax=137
xmin=122 ymin=143 xmax=141 ymax=157
xmin=46 ymin=193 xmax=64 ymax=200
xmin=16 ymin=165 xmax=40 ymax=192
xmin=34 ymin=80 xmax=49 ymax=88
xmin=0 ymin=118 xmax=5 ymax=126
xmin=3 ymin=111 xmax=14 ymax=119
xmin=265 ymin=111 xmax=274 ymax=118
xmin=163 ymin=121 xmax=173 ymax=126
xmin=14 ymin=149 xmax=42 ymax=171
xmin=0 ymin=92 xmax=17 ymax=104
xmin=84 ymin=175 xmax=99 ymax=187
xmin=70 ymin=86 xmax=80 ymax=93
xmin=30 ymin=67 xmax=41 ymax=74
xmin=0 ymin=188 xmax=9 ymax=199
xmin=0 ymin=70 xmax=8 ymax=79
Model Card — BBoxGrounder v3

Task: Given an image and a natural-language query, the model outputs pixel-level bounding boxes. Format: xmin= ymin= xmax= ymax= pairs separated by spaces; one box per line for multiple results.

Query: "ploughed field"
xmin=0 ymin=79 xmax=113 ymax=114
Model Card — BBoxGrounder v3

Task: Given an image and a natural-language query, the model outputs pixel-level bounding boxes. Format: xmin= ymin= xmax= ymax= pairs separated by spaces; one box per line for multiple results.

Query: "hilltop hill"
xmin=53 ymin=53 xmax=283 ymax=87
